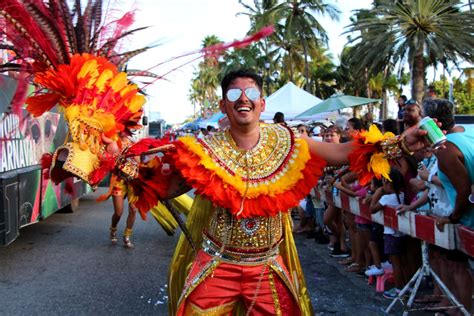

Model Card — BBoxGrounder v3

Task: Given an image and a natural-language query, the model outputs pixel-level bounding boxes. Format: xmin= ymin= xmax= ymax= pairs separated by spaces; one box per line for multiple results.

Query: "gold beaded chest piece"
xmin=198 ymin=124 xmax=294 ymax=262
xmin=199 ymin=123 xmax=293 ymax=183
xmin=204 ymin=206 xmax=283 ymax=256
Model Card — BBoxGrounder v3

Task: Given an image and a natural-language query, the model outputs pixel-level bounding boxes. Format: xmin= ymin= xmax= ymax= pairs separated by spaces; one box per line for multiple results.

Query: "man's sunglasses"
xmin=226 ymin=88 xmax=261 ymax=102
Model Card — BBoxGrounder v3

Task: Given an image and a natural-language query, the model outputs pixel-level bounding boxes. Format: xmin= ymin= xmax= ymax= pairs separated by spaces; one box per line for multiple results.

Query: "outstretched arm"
xmin=301 ymin=125 xmax=432 ymax=167
xmin=301 ymin=134 xmax=352 ymax=166
xmin=435 ymin=142 xmax=471 ymax=230
xmin=102 ymin=134 xmax=192 ymax=200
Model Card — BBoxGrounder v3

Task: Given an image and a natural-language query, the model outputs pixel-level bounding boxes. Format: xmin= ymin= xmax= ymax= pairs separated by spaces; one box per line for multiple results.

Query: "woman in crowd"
xmin=322 ymin=125 xmax=350 ymax=258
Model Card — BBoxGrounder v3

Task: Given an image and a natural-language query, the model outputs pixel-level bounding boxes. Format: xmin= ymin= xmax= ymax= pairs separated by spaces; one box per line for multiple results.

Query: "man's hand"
xmin=396 ymin=204 xmax=411 ymax=215
xmin=102 ymin=134 xmax=119 ymax=156
xmin=403 ymin=126 xmax=429 ymax=152
xmin=403 ymin=120 xmax=444 ymax=152
xmin=418 ymin=165 xmax=429 ymax=181
xmin=435 ymin=216 xmax=451 ymax=232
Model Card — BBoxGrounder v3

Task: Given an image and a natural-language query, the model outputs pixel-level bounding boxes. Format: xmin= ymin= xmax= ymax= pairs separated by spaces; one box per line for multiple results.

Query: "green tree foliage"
xmin=265 ymin=0 xmax=339 ymax=88
xmin=346 ymin=0 xmax=474 ymax=104
xmin=430 ymin=75 xmax=474 ymax=114
xmin=188 ymin=35 xmax=223 ymax=117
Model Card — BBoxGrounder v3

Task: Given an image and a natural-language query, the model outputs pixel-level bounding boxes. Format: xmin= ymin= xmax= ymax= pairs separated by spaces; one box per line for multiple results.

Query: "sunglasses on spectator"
xmin=226 ymin=88 xmax=261 ymax=102
xmin=405 ymin=99 xmax=419 ymax=106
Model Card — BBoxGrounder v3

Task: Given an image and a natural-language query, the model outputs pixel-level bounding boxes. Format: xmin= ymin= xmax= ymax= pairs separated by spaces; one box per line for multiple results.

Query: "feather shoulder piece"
xmin=172 ymin=124 xmax=326 ymax=218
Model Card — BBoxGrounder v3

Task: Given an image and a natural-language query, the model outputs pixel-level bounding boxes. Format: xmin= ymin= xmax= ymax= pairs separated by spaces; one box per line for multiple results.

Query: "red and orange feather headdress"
xmin=0 ymin=0 xmax=153 ymax=185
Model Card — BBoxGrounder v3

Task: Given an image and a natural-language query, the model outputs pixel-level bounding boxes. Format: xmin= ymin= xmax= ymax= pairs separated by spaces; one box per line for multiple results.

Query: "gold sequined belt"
xmin=202 ymin=235 xmax=281 ymax=265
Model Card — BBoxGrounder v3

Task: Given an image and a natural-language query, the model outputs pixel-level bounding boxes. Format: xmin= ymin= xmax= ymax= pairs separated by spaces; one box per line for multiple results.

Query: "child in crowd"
xmin=362 ymin=178 xmax=386 ymax=277
xmin=370 ymin=168 xmax=408 ymax=299
xmin=322 ymin=126 xmax=350 ymax=258
xmin=334 ymin=172 xmax=369 ymax=273
xmin=396 ymin=149 xmax=435 ymax=215
xmin=294 ymin=125 xmax=316 ymax=236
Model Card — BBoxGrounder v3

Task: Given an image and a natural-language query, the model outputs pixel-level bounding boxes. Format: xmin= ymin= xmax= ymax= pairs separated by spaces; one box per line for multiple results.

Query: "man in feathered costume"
xmin=0 ymin=1 xmax=432 ymax=315
xmin=130 ymin=68 xmax=430 ymax=315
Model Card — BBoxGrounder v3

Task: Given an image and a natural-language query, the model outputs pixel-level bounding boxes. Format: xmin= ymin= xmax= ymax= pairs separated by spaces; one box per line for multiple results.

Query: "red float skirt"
xmin=177 ymin=249 xmax=301 ymax=315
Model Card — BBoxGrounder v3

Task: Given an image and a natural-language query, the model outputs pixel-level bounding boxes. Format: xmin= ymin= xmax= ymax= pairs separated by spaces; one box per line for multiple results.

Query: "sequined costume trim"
xmin=178 ymin=259 xmax=220 ymax=306
xmin=199 ymin=124 xmax=294 ymax=183
xmin=202 ymin=234 xmax=280 ymax=265
xmin=269 ymin=258 xmax=299 ymax=299
xmin=184 ymin=301 xmax=237 ymax=315
xmin=268 ymin=270 xmax=282 ymax=316
xmin=206 ymin=207 xmax=283 ymax=251
xmin=173 ymin=123 xmax=327 ymax=218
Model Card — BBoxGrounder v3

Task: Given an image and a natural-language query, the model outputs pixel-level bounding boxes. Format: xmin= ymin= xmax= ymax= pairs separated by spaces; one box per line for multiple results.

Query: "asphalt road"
xmin=0 ymin=189 xmax=427 ymax=315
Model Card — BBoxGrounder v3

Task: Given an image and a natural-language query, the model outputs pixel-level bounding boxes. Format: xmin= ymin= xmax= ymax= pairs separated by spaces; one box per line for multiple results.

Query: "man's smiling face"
xmin=219 ymin=77 xmax=265 ymax=128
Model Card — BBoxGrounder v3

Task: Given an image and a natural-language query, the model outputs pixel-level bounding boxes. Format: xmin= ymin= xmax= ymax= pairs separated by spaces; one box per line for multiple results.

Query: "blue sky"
xmin=128 ymin=0 xmax=373 ymax=124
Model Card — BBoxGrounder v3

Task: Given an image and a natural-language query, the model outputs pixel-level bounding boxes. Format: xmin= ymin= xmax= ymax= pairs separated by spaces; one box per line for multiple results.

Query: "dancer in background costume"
xmin=99 ymin=132 xmax=138 ymax=248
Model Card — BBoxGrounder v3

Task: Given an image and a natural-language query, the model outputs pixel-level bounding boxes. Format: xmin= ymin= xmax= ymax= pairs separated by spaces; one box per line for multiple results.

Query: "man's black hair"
xmin=348 ymin=117 xmax=363 ymax=131
xmin=221 ymin=69 xmax=263 ymax=97
xmin=382 ymin=118 xmax=399 ymax=135
xmin=399 ymin=95 xmax=407 ymax=103
xmin=422 ymin=98 xmax=455 ymax=131
xmin=273 ymin=111 xmax=285 ymax=123
xmin=426 ymin=85 xmax=436 ymax=93
xmin=389 ymin=168 xmax=405 ymax=205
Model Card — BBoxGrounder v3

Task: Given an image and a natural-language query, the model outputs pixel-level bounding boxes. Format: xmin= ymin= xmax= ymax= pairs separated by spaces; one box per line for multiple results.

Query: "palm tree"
xmin=335 ymin=46 xmax=367 ymax=97
xmin=265 ymin=0 xmax=339 ymax=89
xmin=308 ymin=48 xmax=337 ymax=99
xmin=238 ymin=0 xmax=280 ymax=90
xmin=188 ymin=35 xmax=223 ymax=117
xmin=346 ymin=0 xmax=474 ymax=103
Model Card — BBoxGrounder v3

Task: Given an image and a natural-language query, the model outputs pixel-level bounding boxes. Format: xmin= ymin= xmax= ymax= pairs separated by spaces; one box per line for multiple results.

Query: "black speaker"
xmin=142 ymin=116 xmax=148 ymax=126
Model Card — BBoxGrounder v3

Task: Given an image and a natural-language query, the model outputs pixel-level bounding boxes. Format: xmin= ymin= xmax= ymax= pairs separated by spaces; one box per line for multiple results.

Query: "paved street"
xmin=1 ymin=189 xmax=423 ymax=315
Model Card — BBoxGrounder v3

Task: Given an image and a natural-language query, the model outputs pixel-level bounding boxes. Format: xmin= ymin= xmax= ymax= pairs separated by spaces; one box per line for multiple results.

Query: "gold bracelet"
xmin=381 ymin=136 xmax=403 ymax=159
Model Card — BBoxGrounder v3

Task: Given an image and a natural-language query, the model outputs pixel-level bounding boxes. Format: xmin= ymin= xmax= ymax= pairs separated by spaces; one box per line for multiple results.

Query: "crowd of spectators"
xmin=166 ymin=94 xmax=473 ymax=312
xmin=294 ymin=97 xmax=473 ymax=313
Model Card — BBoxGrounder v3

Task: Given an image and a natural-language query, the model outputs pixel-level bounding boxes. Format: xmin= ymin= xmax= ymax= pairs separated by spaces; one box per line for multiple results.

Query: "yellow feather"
xmin=127 ymin=94 xmax=145 ymax=113
xmin=95 ymin=69 xmax=114 ymax=92
xmin=78 ymin=59 xmax=99 ymax=81
xmin=361 ymin=124 xmax=384 ymax=144
xmin=64 ymin=105 xmax=81 ymax=122
xmin=369 ymin=153 xmax=391 ymax=181
xmin=110 ymin=72 xmax=128 ymax=92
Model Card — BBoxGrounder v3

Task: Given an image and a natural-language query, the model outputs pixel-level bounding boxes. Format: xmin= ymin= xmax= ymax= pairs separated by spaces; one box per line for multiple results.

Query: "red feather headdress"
xmin=0 ymin=1 xmax=274 ymax=189
xmin=0 ymin=1 xmax=155 ymax=185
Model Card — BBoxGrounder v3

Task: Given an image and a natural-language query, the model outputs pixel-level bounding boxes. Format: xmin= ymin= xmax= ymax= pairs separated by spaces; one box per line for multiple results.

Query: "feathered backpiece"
xmin=0 ymin=0 xmax=150 ymax=186
xmin=1 ymin=0 xmax=274 ymax=189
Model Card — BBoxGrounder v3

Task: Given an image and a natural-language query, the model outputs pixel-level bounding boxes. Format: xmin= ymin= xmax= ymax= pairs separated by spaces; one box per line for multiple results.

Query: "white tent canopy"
xmin=198 ymin=112 xmax=224 ymax=128
xmin=261 ymin=82 xmax=325 ymax=120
